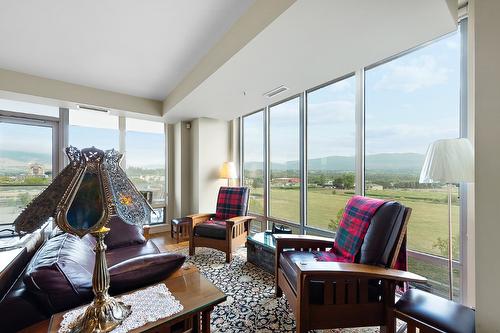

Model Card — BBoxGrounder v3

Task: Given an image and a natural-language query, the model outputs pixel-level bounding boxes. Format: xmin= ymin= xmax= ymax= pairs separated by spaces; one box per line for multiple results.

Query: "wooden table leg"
xmin=193 ymin=312 xmax=201 ymax=333
xmin=201 ymin=306 xmax=213 ymax=333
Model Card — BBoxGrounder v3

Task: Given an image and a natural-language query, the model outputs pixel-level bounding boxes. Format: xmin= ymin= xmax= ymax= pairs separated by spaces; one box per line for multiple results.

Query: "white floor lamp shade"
xmin=419 ymin=138 xmax=473 ymax=300
xmin=419 ymin=138 xmax=474 ymax=184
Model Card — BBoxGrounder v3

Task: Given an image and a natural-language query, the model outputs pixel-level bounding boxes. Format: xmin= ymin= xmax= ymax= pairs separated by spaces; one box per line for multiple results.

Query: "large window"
xmin=242 ymin=110 xmax=265 ymax=215
xmin=365 ymin=31 xmax=462 ymax=299
xmin=69 ymin=109 xmax=119 ymax=150
xmin=0 ymin=121 xmax=54 ymax=226
xmin=126 ymin=118 xmax=166 ymax=204
xmin=269 ymin=97 xmax=301 ymax=223
xmin=307 ymin=75 xmax=356 ymax=231
xmin=240 ymin=22 xmax=467 ymax=301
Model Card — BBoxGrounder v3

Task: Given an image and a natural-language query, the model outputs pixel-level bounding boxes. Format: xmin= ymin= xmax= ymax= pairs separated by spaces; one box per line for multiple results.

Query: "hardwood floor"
xmin=149 ymin=231 xmax=189 ymax=252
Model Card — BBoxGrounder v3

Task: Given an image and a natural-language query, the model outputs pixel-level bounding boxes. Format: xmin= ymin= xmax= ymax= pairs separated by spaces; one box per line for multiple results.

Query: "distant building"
xmin=272 ymin=178 xmax=300 ymax=186
xmin=28 ymin=163 xmax=46 ymax=177
xmin=366 ymin=183 xmax=384 ymax=190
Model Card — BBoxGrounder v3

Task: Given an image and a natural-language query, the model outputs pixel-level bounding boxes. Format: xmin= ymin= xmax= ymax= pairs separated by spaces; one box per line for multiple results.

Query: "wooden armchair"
xmin=275 ymin=199 xmax=427 ymax=333
xmin=188 ymin=187 xmax=253 ymax=263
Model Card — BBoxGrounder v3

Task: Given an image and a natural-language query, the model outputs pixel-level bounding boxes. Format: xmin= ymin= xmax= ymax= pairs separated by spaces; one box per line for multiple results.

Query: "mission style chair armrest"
xmin=186 ymin=213 xmax=216 ymax=226
xmin=225 ymin=215 xmax=253 ymax=238
xmin=295 ymin=261 xmax=427 ymax=284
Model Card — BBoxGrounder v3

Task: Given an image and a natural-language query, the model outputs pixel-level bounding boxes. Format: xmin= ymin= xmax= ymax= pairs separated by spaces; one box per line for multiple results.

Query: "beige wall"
xmin=191 ymin=118 xmax=231 ymax=213
xmin=172 ymin=121 xmax=192 ymax=217
xmin=168 ymin=117 xmax=232 ymax=218
xmin=0 ymin=68 xmax=162 ymax=116
xmin=473 ymin=0 xmax=500 ymax=331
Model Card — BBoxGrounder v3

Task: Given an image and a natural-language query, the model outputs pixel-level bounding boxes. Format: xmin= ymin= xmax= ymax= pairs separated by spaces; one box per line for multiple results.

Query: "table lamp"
xmin=419 ymin=138 xmax=473 ymax=300
xmin=14 ymin=146 xmax=153 ymax=332
xmin=220 ymin=161 xmax=237 ymax=186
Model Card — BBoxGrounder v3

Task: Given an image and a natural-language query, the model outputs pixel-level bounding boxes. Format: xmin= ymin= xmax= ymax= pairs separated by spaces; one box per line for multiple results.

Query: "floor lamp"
xmin=419 ymin=138 xmax=474 ymax=300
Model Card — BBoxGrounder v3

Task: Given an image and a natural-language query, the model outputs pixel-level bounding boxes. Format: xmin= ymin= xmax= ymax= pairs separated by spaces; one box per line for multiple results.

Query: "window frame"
xmin=0 ymin=106 xmax=167 ymax=246
xmin=239 ymin=19 xmax=469 ymax=302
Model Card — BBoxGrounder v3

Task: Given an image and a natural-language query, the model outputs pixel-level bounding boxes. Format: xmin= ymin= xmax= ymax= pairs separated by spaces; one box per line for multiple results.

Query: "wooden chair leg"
xmin=225 ymin=251 xmax=231 ymax=263
xmin=189 ymin=235 xmax=195 ymax=256
xmin=171 ymin=223 xmax=174 ymax=238
xmin=275 ymin=285 xmax=283 ymax=298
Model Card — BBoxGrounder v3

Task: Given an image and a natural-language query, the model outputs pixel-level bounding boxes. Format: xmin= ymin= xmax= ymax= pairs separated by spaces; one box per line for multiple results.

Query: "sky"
xmin=1 ymin=30 xmax=461 ymax=171
xmin=0 ymin=113 xmax=165 ymax=170
xmin=243 ymin=30 xmax=461 ymax=164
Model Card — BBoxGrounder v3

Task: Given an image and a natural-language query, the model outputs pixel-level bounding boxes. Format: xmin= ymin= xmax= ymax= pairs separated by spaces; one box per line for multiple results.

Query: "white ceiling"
xmin=0 ymin=0 xmax=254 ymax=100
xmin=165 ymin=0 xmax=457 ymax=123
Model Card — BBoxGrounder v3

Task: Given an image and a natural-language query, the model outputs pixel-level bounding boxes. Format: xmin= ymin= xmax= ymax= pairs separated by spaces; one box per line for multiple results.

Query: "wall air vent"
xmin=263 ymin=85 xmax=289 ymax=98
xmin=78 ymin=105 xmax=109 ymax=113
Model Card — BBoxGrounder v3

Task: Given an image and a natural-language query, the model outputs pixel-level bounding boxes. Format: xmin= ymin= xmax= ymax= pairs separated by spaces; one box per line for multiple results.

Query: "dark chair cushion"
xmin=23 ymin=233 xmax=94 ymax=312
xmin=104 ymin=216 xmax=146 ymax=250
xmin=215 ymin=186 xmax=250 ymax=220
xmin=193 ymin=220 xmax=227 ymax=240
xmin=109 ymin=252 xmax=186 ymax=294
xmin=395 ymin=288 xmax=475 ymax=333
xmin=359 ymin=201 xmax=406 ymax=267
xmin=279 ymin=251 xmax=318 ymax=293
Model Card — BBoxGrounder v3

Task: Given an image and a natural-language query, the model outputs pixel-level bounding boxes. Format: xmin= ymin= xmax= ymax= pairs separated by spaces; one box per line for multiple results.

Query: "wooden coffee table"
xmin=22 ymin=267 xmax=226 ymax=333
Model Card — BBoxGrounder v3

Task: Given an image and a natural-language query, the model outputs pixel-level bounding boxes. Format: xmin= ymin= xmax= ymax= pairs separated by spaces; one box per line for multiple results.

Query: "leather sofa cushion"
xmin=23 ymin=233 xmax=94 ymax=312
xmin=0 ymin=277 xmax=48 ymax=333
xmin=395 ymin=288 xmax=475 ymax=333
xmin=104 ymin=216 xmax=146 ymax=250
xmin=106 ymin=240 xmax=160 ymax=267
xmin=109 ymin=252 xmax=186 ymax=294
xmin=193 ymin=220 xmax=227 ymax=240
xmin=359 ymin=201 xmax=405 ymax=267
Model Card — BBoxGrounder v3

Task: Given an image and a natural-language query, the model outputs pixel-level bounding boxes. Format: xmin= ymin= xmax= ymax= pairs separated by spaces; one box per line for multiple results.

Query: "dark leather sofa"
xmin=0 ymin=217 xmax=185 ymax=332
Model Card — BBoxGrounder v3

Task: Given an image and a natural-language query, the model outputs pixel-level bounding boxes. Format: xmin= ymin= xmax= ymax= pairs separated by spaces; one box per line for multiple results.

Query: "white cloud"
xmin=374 ymin=55 xmax=450 ymax=93
xmin=308 ymin=100 xmax=355 ymax=124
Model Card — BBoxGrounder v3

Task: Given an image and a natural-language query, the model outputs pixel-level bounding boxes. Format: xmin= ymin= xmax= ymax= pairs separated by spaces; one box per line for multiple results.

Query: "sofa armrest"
xmin=187 ymin=213 xmax=216 ymax=226
xmin=295 ymin=261 xmax=427 ymax=283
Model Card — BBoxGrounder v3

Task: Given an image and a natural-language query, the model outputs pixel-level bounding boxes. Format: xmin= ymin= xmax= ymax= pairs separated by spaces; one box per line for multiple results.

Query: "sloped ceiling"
xmin=164 ymin=0 xmax=457 ymax=123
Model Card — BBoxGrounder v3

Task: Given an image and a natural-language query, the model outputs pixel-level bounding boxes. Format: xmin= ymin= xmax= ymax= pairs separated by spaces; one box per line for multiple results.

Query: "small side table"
xmin=171 ymin=217 xmax=191 ymax=243
xmin=247 ymin=232 xmax=276 ymax=275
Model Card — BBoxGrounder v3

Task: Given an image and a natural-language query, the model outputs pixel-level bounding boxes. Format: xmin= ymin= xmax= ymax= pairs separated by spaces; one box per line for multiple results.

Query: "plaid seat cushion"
xmin=215 ymin=187 xmax=250 ymax=220
xmin=332 ymin=195 xmax=386 ymax=262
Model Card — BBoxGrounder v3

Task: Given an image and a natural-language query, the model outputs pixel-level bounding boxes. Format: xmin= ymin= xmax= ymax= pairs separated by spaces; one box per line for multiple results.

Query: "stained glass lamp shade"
xmin=14 ymin=146 xmax=153 ymax=332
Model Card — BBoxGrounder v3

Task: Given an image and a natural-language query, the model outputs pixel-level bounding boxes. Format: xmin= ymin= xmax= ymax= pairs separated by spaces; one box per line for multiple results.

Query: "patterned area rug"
xmin=181 ymin=247 xmax=396 ymax=333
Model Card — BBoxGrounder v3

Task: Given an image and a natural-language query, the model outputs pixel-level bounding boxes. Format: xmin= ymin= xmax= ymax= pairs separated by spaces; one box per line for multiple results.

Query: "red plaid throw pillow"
xmin=332 ymin=195 xmax=386 ymax=262
xmin=215 ymin=187 xmax=250 ymax=220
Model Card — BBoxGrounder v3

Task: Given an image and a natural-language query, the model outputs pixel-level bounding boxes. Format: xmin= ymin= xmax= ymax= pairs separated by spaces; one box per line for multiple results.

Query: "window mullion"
xmin=355 ymin=69 xmax=365 ymax=196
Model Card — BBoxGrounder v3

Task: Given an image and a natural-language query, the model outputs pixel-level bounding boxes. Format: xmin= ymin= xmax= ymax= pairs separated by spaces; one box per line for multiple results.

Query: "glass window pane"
xmin=69 ymin=109 xmax=119 ymax=150
xmin=269 ymin=97 xmax=301 ymax=223
xmin=0 ymin=98 xmax=59 ymax=118
xmin=126 ymin=118 xmax=165 ymax=205
xmin=365 ymin=32 xmax=461 ymax=298
xmin=307 ymin=76 xmax=355 ymax=231
xmin=243 ymin=111 xmax=264 ymax=215
xmin=0 ymin=122 xmax=53 ymax=225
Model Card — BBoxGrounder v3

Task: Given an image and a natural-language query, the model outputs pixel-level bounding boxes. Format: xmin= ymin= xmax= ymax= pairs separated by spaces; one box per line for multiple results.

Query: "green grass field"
xmin=248 ymin=186 xmax=459 ymax=258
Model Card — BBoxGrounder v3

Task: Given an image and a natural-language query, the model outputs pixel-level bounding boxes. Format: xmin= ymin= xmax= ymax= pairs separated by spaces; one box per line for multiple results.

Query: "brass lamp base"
xmin=68 ymin=226 xmax=131 ymax=333
xmin=68 ymin=296 xmax=131 ymax=333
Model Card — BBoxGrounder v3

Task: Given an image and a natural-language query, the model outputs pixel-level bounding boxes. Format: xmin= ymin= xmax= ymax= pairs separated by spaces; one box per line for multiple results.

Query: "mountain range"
xmin=244 ymin=153 xmax=425 ymax=172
